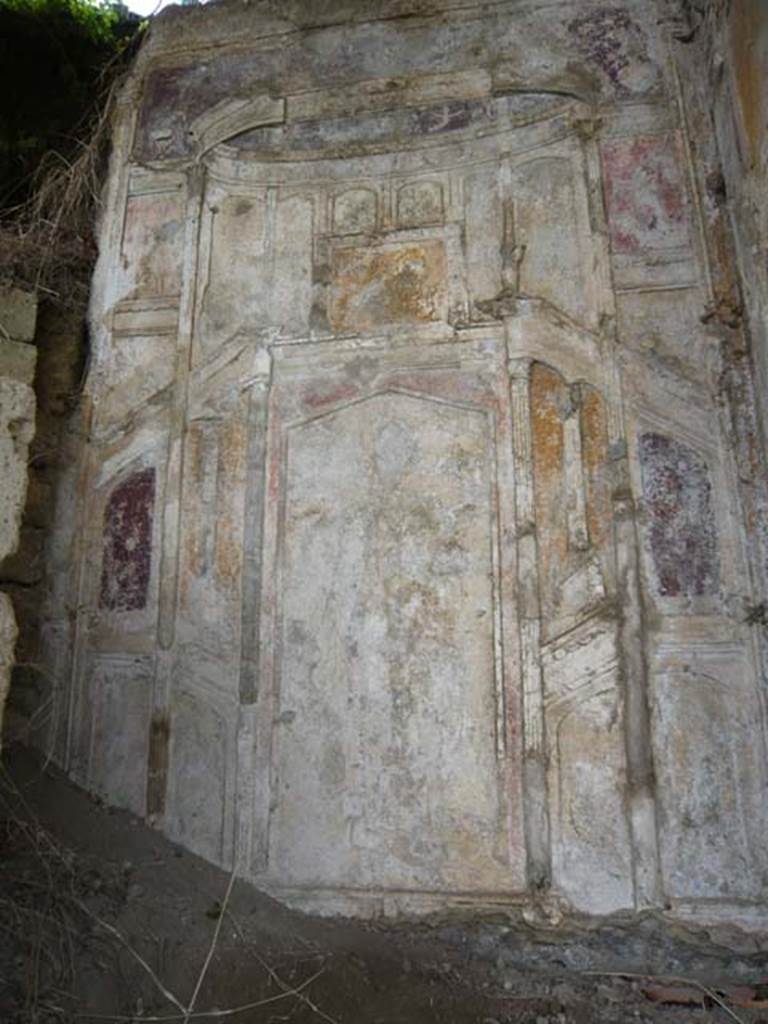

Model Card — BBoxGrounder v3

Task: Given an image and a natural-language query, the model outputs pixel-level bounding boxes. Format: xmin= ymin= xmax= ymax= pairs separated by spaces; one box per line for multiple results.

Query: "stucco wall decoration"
xmin=37 ymin=0 xmax=768 ymax=929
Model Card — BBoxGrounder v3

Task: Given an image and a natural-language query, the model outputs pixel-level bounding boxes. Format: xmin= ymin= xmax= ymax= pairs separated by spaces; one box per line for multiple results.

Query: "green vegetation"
xmin=0 ymin=0 xmax=142 ymax=207
xmin=0 ymin=0 xmax=143 ymax=301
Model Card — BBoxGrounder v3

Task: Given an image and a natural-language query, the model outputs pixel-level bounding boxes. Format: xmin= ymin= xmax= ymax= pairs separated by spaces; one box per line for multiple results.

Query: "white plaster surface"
xmin=271 ymin=392 xmax=509 ymax=893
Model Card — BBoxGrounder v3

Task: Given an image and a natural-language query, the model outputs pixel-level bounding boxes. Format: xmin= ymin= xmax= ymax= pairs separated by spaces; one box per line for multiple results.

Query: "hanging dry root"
xmin=0 ymin=42 xmax=139 ymax=308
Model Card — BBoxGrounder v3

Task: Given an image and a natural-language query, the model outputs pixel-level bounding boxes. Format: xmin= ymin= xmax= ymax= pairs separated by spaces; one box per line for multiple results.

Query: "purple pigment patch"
xmin=99 ymin=467 xmax=156 ymax=612
xmin=567 ymin=6 xmax=654 ymax=95
xmin=601 ymin=134 xmax=689 ymax=254
xmin=639 ymin=433 xmax=720 ymax=599
xmin=569 ymin=7 xmax=634 ymax=89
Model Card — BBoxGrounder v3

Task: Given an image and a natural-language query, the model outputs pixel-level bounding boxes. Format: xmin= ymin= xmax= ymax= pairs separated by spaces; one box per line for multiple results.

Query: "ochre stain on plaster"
xmin=146 ymin=710 xmax=170 ymax=817
xmin=581 ymin=384 xmax=611 ymax=551
xmin=329 ymin=240 xmax=447 ymax=332
xmin=181 ymin=424 xmax=204 ymax=605
xmin=531 ymin=363 xmax=567 ymax=616
xmin=187 ymin=422 xmax=205 ymax=486
xmin=215 ymin=416 xmax=246 ymax=589
xmin=303 ymin=380 xmax=359 ymax=410
xmin=729 ymin=0 xmax=767 ymax=165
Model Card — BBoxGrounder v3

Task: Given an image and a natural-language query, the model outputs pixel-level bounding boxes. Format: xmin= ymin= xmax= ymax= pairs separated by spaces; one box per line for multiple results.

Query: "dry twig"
xmin=0 ymin=51 xmax=135 ymax=305
xmin=1 ymin=765 xmax=335 ymax=1024
xmin=73 ymin=900 xmax=186 ymax=1015
xmin=251 ymin=947 xmax=338 ymax=1024
xmin=72 ymin=968 xmax=326 ymax=1022
xmin=182 ymin=868 xmax=238 ymax=1024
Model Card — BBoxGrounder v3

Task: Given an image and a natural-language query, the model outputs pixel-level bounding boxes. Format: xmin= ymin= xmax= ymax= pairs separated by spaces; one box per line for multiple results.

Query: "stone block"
xmin=1 ymin=525 xmax=44 ymax=586
xmin=0 ymin=593 xmax=18 ymax=753
xmin=0 ymin=377 xmax=36 ymax=563
xmin=0 ymin=285 xmax=37 ymax=343
xmin=21 ymin=475 xmax=53 ymax=530
xmin=0 ymin=336 xmax=38 ymax=385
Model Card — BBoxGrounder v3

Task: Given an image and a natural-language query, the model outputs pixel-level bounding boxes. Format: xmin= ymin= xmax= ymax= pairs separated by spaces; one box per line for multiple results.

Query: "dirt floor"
xmin=1 ymin=744 xmax=767 ymax=1024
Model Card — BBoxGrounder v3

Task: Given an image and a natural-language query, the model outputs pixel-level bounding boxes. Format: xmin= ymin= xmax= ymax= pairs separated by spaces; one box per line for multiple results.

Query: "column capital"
xmin=507 ymin=355 xmax=534 ymax=381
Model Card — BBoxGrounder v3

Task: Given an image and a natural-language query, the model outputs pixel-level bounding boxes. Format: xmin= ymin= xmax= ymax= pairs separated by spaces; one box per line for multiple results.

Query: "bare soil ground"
xmin=1 ymin=743 xmax=767 ymax=1024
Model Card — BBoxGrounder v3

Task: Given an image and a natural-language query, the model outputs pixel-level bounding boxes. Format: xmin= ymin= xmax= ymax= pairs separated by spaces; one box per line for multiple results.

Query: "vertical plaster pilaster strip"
xmin=147 ymin=166 xmax=206 ymax=819
xmin=200 ymin=422 xmax=220 ymax=575
xmin=508 ymin=355 xmax=551 ymax=889
xmin=508 ymin=360 xmax=540 ymax=750
xmin=670 ymin=57 xmax=715 ymax=305
xmin=584 ymin=107 xmax=663 ymax=909
xmin=605 ymin=334 xmax=663 ymax=910
xmin=499 ymin=156 xmax=517 ymax=294
xmin=613 ymin=483 xmax=663 ymax=909
xmin=238 ymin=351 xmax=273 ymax=705
xmin=235 ymin=704 xmax=258 ymax=873
xmin=157 ymin=165 xmax=205 ymax=654
xmin=577 ymin=118 xmax=617 ymax=332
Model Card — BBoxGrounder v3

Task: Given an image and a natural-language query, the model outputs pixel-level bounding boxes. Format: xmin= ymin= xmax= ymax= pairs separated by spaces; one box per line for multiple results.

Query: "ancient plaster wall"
xmin=37 ymin=0 xmax=768 ymax=927
xmin=0 ymin=285 xmax=37 ymax=752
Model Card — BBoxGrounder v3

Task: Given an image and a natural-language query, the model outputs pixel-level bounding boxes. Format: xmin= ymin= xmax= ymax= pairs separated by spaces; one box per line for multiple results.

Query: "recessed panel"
xmin=119 ymin=192 xmax=183 ymax=300
xmin=269 ymin=391 xmax=515 ymax=892
xmin=329 ymin=241 xmax=447 ymax=332
xmin=652 ymin=650 xmax=768 ymax=900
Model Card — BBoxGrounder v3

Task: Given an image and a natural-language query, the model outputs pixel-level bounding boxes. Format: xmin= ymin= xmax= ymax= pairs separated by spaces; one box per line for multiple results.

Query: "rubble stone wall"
xmin=34 ymin=0 xmax=768 ymax=928
xmin=0 ymin=286 xmax=37 ymax=752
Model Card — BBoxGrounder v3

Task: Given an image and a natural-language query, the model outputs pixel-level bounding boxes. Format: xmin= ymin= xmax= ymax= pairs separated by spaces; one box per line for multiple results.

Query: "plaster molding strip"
xmin=508 ymin=354 xmax=551 ymax=890
xmin=148 ymin=166 xmax=206 ymax=818
xmin=237 ymin=350 xmax=273 ymax=705
xmin=669 ymin=56 xmax=715 ymax=305
xmin=157 ymin=166 xmax=206 ymax=652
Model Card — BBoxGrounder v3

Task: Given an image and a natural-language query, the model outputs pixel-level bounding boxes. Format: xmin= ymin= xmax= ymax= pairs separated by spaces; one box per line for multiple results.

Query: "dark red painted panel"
xmin=601 ymin=134 xmax=688 ymax=255
xmin=99 ymin=467 xmax=156 ymax=612
xmin=639 ymin=433 xmax=720 ymax=599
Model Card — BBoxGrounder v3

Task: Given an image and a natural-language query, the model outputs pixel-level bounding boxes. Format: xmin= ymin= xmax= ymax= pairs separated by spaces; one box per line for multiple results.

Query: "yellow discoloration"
xmin=581 ymin=385 xmax=610 ymax=551
xmin=329 ymin=241 xmax=447 ymax=332
xmin=531 ymin=364 xmax=568 ymax=614
xmin=181 ymin=424 xmax=205 ymax=607
xmin=215 ymin=416 xmax=246 ymax=589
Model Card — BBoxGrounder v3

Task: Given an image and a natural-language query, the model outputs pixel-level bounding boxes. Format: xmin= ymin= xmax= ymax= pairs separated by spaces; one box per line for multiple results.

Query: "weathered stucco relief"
xmin=33 ymin=0 xmax=768 ymax=928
